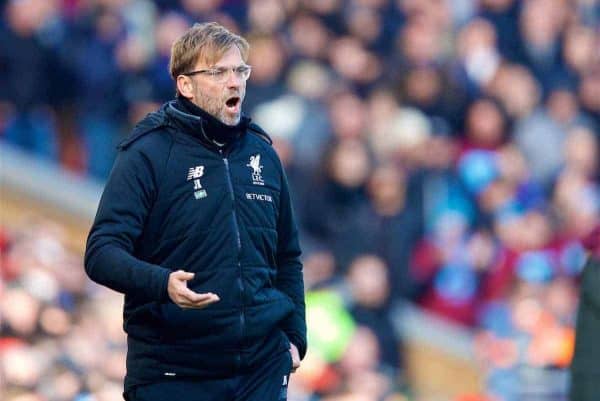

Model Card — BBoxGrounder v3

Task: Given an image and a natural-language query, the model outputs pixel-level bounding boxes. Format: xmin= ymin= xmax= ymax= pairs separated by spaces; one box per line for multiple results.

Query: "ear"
xmin=176 ymin=75 xmax=194 ymax=99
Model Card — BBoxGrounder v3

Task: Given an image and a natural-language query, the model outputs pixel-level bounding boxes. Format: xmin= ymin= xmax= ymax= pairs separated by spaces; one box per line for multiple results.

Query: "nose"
xmin=226 ymin=69 xmax=242 ymax=88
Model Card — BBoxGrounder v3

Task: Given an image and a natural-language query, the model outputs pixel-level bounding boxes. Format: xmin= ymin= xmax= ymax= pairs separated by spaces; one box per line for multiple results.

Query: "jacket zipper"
xmin=222 ymin=157 xmax=245 ymax=358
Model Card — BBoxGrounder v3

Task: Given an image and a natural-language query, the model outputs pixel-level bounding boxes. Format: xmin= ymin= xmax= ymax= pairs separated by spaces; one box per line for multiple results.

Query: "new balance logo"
xmin=187 ymin=166 xmax=204 ymax=180
xmin=187 ymin=165 xmax=207 ymax=200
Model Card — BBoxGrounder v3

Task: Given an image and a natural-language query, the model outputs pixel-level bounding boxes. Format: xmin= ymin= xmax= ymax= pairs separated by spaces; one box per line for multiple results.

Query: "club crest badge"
xmin=247 ymin=154 xmax=264 ymax=185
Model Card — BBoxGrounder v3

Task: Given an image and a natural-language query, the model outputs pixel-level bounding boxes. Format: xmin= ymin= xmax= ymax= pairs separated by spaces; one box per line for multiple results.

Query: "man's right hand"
xmin=167 ymin=270 xmax=220 ymax=309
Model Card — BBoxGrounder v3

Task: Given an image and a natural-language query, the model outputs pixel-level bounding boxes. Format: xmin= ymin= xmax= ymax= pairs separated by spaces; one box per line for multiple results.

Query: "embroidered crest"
xmin=247 ymin=154 xmax=264 ymax=185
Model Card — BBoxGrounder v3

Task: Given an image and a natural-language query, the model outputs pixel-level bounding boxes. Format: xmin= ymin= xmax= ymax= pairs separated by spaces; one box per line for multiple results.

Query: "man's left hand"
xmin=289 ymin=343 xmax=301 ymax=372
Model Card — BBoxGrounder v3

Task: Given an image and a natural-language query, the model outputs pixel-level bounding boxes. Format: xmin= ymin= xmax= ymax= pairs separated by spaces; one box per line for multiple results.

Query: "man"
xmin=570 ymin=223 xmax=600 ymax=401
xmin=84 ymin=22 xmax=306 ymax=401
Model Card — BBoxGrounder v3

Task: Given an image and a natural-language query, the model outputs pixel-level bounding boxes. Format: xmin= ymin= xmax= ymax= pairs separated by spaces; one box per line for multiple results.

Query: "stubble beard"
xmin=195 ymin=89 xmax=244 ymax=126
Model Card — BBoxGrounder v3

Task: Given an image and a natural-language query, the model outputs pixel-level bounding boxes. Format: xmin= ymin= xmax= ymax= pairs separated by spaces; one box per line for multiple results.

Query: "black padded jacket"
xmin=84 ymin=101 xmax=306 ymax=390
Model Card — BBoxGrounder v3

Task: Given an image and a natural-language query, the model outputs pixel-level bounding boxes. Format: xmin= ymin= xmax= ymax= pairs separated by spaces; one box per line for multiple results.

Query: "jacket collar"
xmin=164 ymin=100 xmax=250 ymax=152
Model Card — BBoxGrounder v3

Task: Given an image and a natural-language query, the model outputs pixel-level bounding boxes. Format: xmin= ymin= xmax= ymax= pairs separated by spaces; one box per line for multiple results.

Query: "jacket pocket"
xmin=158 ymin=267 xmax=242 ymax=344
xmin=243 ymin=296 xmax=295 ymax=343
xmin=158 ymin=303 xmax=240 ymax=347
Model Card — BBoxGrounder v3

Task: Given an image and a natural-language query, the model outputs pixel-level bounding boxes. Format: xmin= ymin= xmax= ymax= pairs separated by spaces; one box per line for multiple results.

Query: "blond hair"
xmin=169 ymin=22 xmax=249 ymax=81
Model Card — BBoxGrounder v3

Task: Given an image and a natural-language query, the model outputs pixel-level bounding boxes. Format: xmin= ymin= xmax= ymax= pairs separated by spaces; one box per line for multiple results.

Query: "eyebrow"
xmin=211 ymin=63 xmax=249 ymax=69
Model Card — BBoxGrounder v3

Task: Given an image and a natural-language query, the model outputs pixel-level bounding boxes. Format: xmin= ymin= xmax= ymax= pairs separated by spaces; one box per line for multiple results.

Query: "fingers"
xmin=180 ymin=287 xmax=209 ymax=303
xmin=167 ymin=270 xmax=220 ymax=309
xmin=179 ymin=291 xmax=220 ymax=308
xmin=171 ymin=270 xmax=195 ymax=281
xmin=177 ymin=292 xmax=220 ymax=309
xmin=289 ymin=344 xmax=301 ymax=373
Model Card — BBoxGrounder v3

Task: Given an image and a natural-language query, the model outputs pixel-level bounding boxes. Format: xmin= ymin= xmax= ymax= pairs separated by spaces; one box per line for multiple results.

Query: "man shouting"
xmin=84 ymin=22 xmax=306 ymax=401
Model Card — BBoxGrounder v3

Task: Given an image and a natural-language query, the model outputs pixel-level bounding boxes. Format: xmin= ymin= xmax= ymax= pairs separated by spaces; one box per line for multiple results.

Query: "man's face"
xmin=189 ymin=46 xmax=247 ymax=125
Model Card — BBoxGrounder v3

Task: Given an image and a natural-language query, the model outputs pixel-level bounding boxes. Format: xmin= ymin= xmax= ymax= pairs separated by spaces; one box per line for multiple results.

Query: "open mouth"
xmin=225 ymin=96 xmax=240 ymax=111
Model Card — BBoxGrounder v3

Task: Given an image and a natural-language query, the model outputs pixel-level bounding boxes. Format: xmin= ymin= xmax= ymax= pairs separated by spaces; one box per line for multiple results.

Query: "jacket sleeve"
xmin=84 ymin=145 xmax=171 ymax=302
xmin=275 ymin=167 xmax=307 ymax=359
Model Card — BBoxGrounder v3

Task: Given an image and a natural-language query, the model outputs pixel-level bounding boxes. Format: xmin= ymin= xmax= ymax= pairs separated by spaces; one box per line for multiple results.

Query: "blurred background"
xmin=0 ymin=0 xmax=599 ymax=400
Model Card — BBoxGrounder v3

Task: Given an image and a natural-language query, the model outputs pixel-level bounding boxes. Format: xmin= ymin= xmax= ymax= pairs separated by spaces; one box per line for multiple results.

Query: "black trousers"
xmin=125 ymin=350 xmax=292 ymax=401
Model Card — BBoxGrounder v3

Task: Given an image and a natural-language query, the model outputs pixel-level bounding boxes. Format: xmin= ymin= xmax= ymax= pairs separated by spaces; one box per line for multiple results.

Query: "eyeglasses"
xmin=182 ymin=65 xmax=252 ymax=83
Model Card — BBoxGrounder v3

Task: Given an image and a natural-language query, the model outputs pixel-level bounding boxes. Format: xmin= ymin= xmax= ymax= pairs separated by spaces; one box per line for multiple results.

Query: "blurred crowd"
xmin=1 ymin=0 xmax=600 ymax=400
